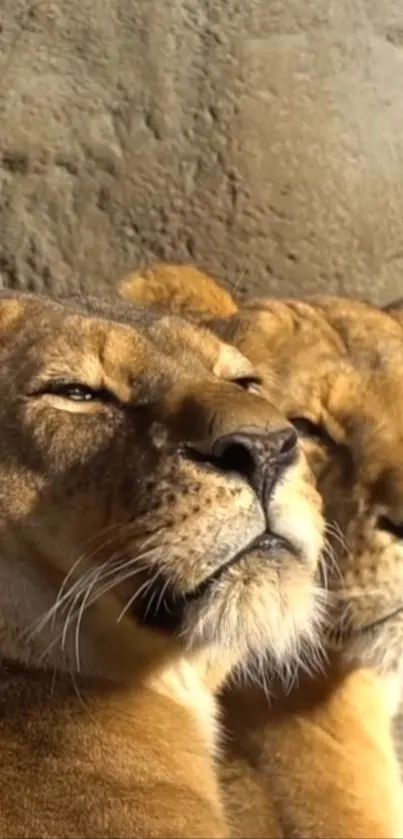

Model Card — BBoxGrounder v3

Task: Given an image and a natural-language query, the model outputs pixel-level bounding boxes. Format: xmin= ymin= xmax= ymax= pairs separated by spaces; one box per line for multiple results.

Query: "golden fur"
xmin=118 ymin=265 xmax=403 ymax=837
xmin=0 ymin=289 xmax=325 ymax=837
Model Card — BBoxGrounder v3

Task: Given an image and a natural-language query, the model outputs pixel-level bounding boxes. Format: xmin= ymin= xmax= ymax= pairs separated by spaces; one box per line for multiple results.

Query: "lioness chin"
xmin=0 ymin=289 xmax=325 ymax=838
xmin=117 ymin=265 xmax=403 ymax=837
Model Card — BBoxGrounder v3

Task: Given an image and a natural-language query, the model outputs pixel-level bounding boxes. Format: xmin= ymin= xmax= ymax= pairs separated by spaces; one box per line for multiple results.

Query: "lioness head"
xmin=0 ymin=291 xmax=324 ymax=686
xmin=117 ymin=266 xmax=403 ymax=686
xmin=215 ymin=296 xmax=403 ymax=685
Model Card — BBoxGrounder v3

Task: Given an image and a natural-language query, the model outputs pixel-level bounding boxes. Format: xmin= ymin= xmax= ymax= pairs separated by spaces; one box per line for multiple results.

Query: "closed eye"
xmin=29 ymin=381 xmax=117 ymax=404
xmin=377 ymin=515 xmax=403 ymax=540
xmin=232 ymin=375 xmax=263 ymax=395
xmin=290 ymin=416 xmax=335 ymax=447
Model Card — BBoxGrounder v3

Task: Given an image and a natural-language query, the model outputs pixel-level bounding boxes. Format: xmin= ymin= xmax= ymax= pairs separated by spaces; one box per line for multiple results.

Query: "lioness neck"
xmin=0 ymin=548 xmax=226 ymax=756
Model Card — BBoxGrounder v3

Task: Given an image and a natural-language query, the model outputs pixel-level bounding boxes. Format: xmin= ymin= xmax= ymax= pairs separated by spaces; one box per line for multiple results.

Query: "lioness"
xmin=219 ymin=295 xmax=403 ymax=837
xmin=0 ymin=290 xmax=325 ymax=838
xmin=118 ymin=266 xmax=403 ymax=836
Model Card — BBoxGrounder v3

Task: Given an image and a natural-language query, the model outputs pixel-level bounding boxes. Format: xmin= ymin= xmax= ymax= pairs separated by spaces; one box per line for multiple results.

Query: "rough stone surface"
xmin=1 ymin=0 xmax=403 ymax=764
xmin=1 ymin=1 xmax=403 ymax=302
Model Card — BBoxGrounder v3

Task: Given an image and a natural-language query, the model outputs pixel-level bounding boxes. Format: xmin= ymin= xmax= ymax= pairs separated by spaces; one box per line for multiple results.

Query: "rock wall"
xmin=1 ymin=1 xmax=403 ymax=302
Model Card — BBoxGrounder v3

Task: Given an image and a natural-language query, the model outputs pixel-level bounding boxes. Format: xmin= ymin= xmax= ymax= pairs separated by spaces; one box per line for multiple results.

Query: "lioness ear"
xmin=0 ymin=294 xmax=25 ymax=333
xmin=383 ymin=298 xmax=403 ymax=327
xmin=116 ymin=263 xmax=239 ymax=317
xmin=383 ymin=297 xmax=403 ymax=313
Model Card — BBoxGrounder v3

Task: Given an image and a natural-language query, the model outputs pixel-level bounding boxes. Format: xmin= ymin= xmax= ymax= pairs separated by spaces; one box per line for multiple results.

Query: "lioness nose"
xmin=211 ymin=426 xmax=298 ymax=502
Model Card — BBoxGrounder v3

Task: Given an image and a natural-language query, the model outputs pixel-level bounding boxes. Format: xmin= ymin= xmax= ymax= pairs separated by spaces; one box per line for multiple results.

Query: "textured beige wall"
xmin=1 ymin=1 xmax=403 ymax=303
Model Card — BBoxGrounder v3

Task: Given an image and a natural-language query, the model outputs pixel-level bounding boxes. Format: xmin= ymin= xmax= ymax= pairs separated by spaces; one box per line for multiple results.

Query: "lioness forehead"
xmin=0 ymin=290 xmax=228 ymax=388
xmin=211 ymin=296 xmax=403 ymax=469
xmin=0 ymin=289 xmax=208 ymax=339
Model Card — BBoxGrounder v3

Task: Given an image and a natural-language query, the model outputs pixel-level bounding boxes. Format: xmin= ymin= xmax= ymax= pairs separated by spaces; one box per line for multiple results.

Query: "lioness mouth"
xmin=133 ymin=531 xmax=295 ymax=633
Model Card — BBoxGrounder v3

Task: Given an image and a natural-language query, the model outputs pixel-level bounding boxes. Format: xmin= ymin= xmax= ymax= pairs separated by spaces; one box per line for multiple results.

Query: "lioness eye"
xmin=232 ymin=375 xmax=263 ymax=394
xmin=290 ymin=417 xmax=321 ymax=436
xmin=377 ymin=516 xmax=403 ymax=541
xmin=290 ymin=416 xmax=334 ymax=447
xmin=34 ymin=382 xmax=114 ymax=403
xmin=59 ymin=384 xmax=96 ymax=402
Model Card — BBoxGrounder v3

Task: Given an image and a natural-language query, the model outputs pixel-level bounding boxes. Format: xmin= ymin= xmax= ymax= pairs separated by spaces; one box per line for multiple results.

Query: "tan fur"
xmin=117 ymin=265 xmax=403 ymax=837
xmin=0 ymin=289 xmax=325 ymax=837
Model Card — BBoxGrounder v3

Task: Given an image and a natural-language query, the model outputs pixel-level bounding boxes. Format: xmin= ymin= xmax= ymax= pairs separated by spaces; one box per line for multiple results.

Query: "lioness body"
xmin=0 ymin=290 xmax=324 ymax=837
xmin=0 ymin=663 xmax=226 ymax=839
xmin=118 ymin=264 xmax=403 ymax=837
xmin=223 ymin=668 xmax=402 ymax=838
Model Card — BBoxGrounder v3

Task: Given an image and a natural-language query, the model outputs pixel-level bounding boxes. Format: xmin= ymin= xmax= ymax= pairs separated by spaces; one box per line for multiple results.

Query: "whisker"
xmin=53 ymin=528 xmax=163 ymax=625
xmin=59 ymin=556 xmax=141 ymax=655
xmin=61 ymin=567 xmax=104 ymax=654
xmin=60 ymin=553 xmax=161 ymax=669
xmin=73 ymin=560 xmax=121 ymax=673
xmin=325 ymin=520 xmax=348 ymax=553
xmin=322 ymin=539 xmax=343 ymax=585
xmin=61 ymin=557 xmax=140 ymax=654
xmin=143 ymin=586 xmax=160 ymax=622
xmin=23 ymin=541 xmax=160 ymax=646
xmin=154 ymin=577 xmax=172 ymax=618
xmin=117 ymin=566 xmax=164 ymax=624
xmin=72 ymin=552 xmax=158 ymax=672
xmin=22 ymin=533 xmax=172 ymax=676
xmin=21 ymin=555 xmax=121 ymax=645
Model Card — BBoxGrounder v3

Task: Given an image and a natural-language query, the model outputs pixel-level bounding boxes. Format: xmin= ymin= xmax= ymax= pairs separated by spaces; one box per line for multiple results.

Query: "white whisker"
xmin=154 ymin=577 xmax=172 ymax=618
xmin=72 ymin=552 xmax=158 ymax=671
xmin=73 ymin=559 xmax=121 ymax=672
xmin=116 ymin=566 xmax=163 ymax=624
